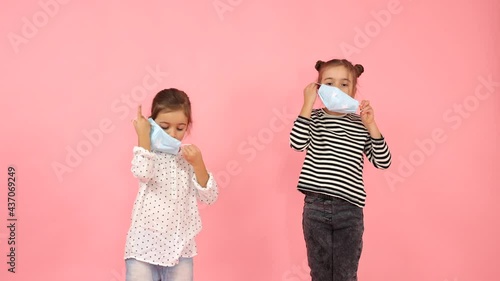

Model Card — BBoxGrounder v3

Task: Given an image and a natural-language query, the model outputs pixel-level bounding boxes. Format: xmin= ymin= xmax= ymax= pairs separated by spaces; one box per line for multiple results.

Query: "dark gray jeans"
xmin=302 ymin=193 xmax=364 ymax=281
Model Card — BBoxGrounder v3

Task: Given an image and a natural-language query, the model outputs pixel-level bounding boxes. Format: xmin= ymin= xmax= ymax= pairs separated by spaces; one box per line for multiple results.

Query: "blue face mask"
xmin=148 ymin=118 xmax=181 ymax=155
xmin=317 ymin=84 xmax=359 ymax=114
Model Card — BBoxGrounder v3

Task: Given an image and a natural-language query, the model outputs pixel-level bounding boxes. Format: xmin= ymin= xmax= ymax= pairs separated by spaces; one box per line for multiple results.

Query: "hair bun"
xmin=354 ymin=64 xmax=364 ymax=77
xmin=315 ymin=60 xmax=325 ymax=71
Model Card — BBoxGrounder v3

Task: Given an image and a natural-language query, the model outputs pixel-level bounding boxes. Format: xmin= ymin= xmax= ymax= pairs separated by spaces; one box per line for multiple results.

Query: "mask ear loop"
xmin=179 ymin=143 xmax=191 ymax=154
xmin=315 ymin=83 xmax=322 ymax=95
xmin=354 ymin=88 xmax=364 ymax=114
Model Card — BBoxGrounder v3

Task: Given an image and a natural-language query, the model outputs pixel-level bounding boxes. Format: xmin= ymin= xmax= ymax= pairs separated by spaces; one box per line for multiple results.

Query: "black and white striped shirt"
xmin=290 ymin=108 xmax=392 ymax=208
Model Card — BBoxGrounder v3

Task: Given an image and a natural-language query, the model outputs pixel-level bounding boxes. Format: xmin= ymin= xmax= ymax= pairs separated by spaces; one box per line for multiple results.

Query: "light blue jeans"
xmin=125 ymin=258 xmax=193 ymax=281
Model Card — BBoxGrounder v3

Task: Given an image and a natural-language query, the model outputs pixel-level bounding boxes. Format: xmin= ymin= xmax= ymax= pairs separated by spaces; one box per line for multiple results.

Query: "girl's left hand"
xmin=360 ymin=100 xmax=375 ymax=126
xmin=181 ymin=145 xmax=204 ymax=167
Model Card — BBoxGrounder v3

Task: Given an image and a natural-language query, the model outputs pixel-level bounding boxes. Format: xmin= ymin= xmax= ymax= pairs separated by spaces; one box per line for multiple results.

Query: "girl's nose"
xmin=167 ymin=129 xmax=176 ymax=138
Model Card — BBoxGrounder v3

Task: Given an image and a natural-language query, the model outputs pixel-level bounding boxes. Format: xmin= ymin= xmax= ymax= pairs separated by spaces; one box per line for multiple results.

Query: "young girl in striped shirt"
xmin=290 ymin=59 xmax=392 ymax=281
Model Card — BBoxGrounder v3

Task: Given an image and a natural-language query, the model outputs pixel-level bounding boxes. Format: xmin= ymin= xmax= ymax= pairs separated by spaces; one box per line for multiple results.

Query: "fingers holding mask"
xmin=359 ymin=100 xmax=376 ymax=125
xmin=360 ymin=100 xmax=373 ymax=114
xmin=359 ymin=100 xmax=369 ymax=111
xmin=181 ymin=144 xmax=203 ymax=165
xmin=303 ymin=82 xmax=318 ymax=104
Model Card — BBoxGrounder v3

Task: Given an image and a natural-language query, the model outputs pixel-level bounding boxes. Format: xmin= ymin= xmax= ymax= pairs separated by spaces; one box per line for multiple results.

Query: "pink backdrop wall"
xmin=1 ymin=0 xmax=499 ymax=280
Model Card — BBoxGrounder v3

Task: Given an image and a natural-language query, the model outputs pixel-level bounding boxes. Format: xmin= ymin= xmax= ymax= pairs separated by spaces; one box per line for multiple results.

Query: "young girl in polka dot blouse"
xmin=124 ymin=88 xmax=218 ymax=281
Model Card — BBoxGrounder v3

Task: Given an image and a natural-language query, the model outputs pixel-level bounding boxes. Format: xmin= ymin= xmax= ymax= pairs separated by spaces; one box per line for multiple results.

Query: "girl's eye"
xmin=326 ymin=83 xmax=333 ymax=86
xmin=341 ymin=83 xmax=349 ymax=87
xmin=161 ymin=127 xmax=169 ymax=130
xmin=176 ymin=128 xmax=184 ymax=132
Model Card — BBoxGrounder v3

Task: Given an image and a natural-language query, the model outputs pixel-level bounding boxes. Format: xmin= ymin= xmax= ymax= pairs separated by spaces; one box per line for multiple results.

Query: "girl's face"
xmin=154 ymin=109 xmax=189 ymax=141
xmin=320 ymin=65 xmax=355 ymax=97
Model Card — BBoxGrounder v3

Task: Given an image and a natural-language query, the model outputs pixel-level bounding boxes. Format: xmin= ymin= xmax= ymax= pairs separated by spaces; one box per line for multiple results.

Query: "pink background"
xmin=1 ymin=0 xmax=499 ymax=280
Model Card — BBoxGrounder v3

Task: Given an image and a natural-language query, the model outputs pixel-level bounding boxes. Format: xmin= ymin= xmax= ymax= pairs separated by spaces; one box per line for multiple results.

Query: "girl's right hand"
xmin=299 ymin=82 xmax=318 ymax=119
xmin=303 ymin=82 xmax=318 ymax=106
xmin=133 ymin=105 xmax=151 ymax=137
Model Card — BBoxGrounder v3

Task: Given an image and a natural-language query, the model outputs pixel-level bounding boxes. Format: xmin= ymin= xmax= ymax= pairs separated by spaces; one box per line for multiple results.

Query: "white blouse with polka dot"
xmin=124 ymin=146 xmax=218 ymax=267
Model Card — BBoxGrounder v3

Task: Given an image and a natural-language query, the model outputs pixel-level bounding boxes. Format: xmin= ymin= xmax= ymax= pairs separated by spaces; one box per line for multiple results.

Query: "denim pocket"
xmin=304 ymin=195 xmax=327 ymax=214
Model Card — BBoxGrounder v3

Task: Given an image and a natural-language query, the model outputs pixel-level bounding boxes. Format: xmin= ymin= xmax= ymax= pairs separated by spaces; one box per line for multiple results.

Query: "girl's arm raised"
xmin=290 ymin=83 xmax=317 ymax=151
xmin=182 ymin=145 xmax=218 ymax=204
xmin=131 ymin=105 xmax=155 ymax=182
xmin=133 ymin=105 xmax=151 ymax=151
xmin=360 ymin=100 xmax=391 ymax=169
xmin=182 ymin=145 xmax=208 ymax=185
xmin=299 ymin=82 xmax=317 ymax=119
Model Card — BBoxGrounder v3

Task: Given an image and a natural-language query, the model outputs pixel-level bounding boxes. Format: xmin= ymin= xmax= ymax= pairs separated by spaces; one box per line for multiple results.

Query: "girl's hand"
xmin=181 ymin=145 xmax=204 ymax=167
xmin=299 ymin=82 xmax=318 ymax=119
xmin=133 ymin=105 xmax=151 ymax=137
xmin=360 ymin=100 xmax=382 ymax=138
xmin=183 ymin=145 xmax=209 ymax=187
xmin=303 ymin=82 xmax=318 ymax=106
xmin=359 ymin=100 xmax=375 ymax=126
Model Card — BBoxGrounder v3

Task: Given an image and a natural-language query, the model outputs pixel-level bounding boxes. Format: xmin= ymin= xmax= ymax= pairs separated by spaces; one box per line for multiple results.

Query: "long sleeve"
xmin=364 ymin=136 xmax=392 ymax=169
xmin=290 ymin=115 xmax=312 ymax=151
xmin=192 ymin=172 xmax=218 ymax=205
xmin=131 ymin=146 xmax=157 ymax=183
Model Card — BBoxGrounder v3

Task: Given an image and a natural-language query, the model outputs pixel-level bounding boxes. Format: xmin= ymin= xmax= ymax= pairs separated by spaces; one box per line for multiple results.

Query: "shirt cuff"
xmin=192 ymin=172 xmax=215 ymax=190
xmin=133 ymin=146 xmax=156 ymax=159
xmin=296 ymin=115 xmax=311 ymax=124
xmin=370 ymin=135 xmax=386 ymax=143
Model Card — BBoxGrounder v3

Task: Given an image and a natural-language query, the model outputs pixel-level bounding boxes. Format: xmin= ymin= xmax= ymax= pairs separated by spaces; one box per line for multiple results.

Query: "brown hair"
xmin=315 ymin=59 xmax=364 ymax=94
xmin=149 ymin=88 xmax=192 ymax=128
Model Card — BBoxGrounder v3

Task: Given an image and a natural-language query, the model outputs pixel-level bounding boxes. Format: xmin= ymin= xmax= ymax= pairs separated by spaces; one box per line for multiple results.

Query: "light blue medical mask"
xmin=148 ymin=118 xmax=181 ymax=155
xmin=317 ymin=84 xmax=359 ymax=114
